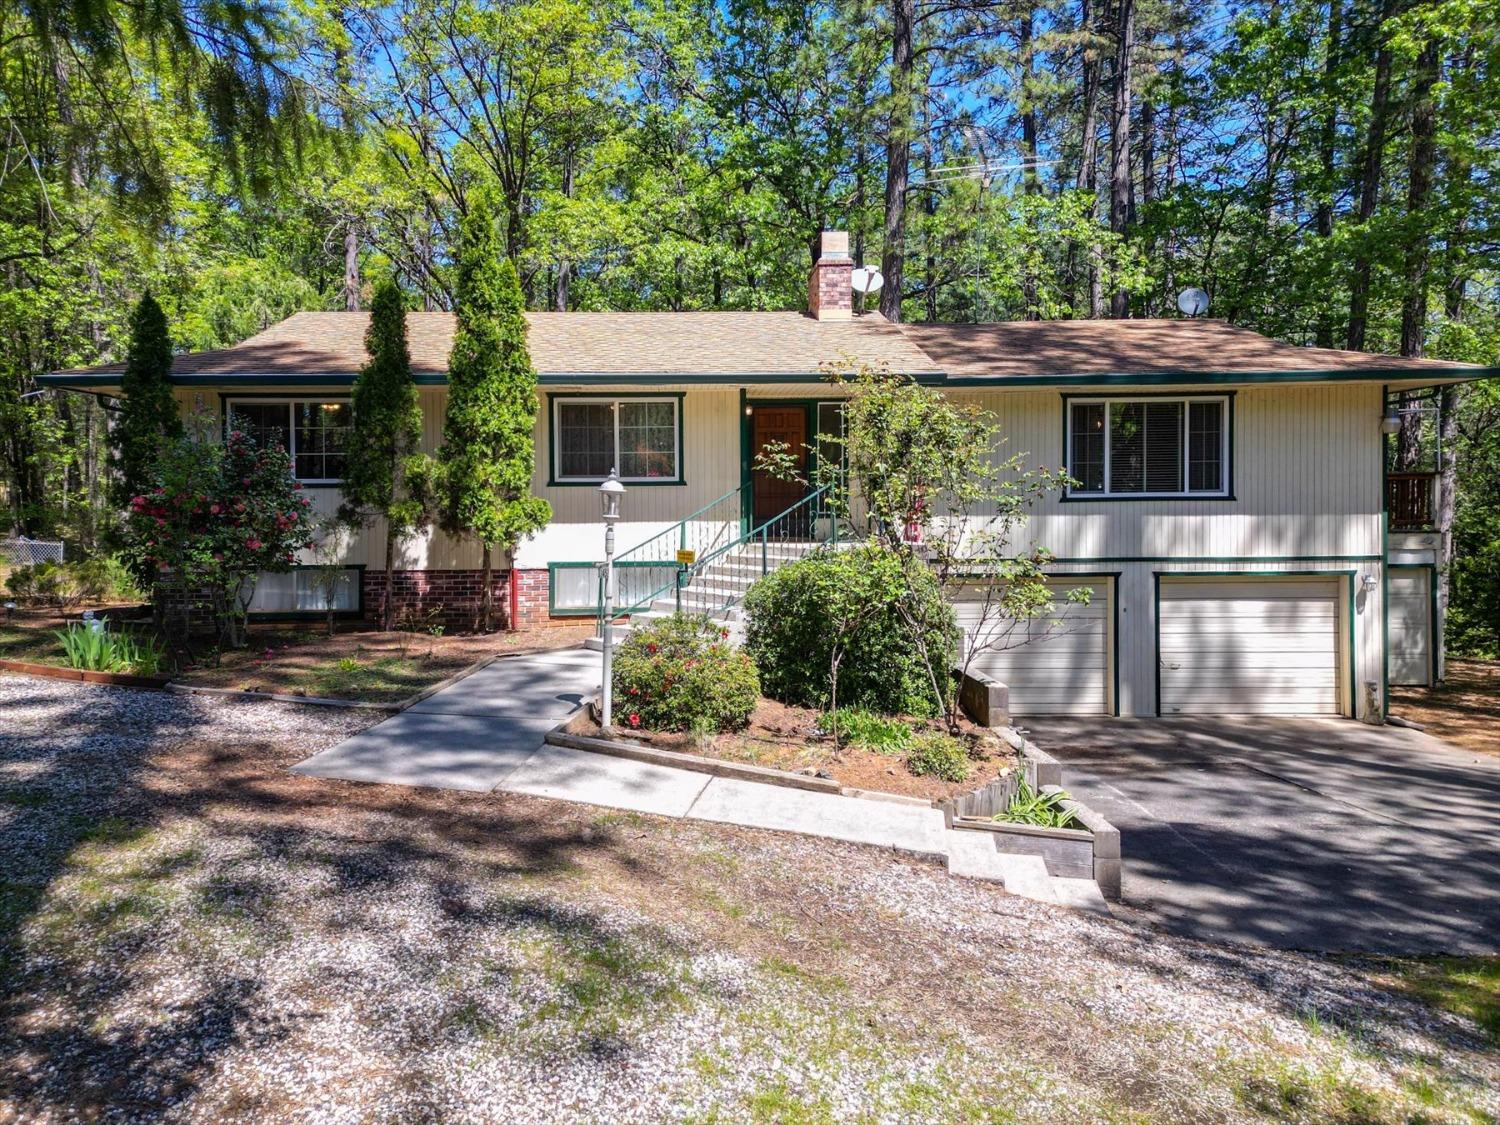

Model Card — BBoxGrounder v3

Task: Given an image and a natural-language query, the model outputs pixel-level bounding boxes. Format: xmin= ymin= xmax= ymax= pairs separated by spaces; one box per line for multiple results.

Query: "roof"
xmin=44 ymin=311 xmax=1492 ymax=389
xmin=52 ymin=310 xmax=942 ymax=384
xmin=896 ymin=319 xmax=1485 ymax=383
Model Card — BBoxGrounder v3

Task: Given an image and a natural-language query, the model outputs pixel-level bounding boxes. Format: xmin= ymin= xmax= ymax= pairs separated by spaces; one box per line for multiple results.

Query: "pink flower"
xmin=628 ymin=713 xmax=641 ymax=728
xmin=246 ymin=538 xmax=263 ymax=550
xmin=210 ymin=504 xmax=221 ymax=514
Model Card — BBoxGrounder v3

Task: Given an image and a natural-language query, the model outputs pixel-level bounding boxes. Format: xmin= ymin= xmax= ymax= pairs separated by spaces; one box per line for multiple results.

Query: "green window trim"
xmin=547 ymin=560 xmax=682 ymax=616
xmin=546 ymin=392 xmax=687 ymax=487
xmin=1060 ymin=392 xmax=1236 ymax=502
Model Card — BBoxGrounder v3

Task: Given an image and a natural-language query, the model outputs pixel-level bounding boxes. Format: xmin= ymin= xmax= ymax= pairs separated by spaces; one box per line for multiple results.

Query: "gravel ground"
xmin=1 ymin=672 xmax=1496 ymax=1123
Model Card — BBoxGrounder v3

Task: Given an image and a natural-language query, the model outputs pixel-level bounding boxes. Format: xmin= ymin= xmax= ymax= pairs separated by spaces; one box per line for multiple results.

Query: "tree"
xmin=111 ymin=294 xmax=182 ymax=513
xmin=341 ymin=277 xmax=426 ymax=630
xmin=125 ymin=425 xmax=315 ymax=654
xmin=763 ymin=361 xmax=1084 ymax=724
xmin=437 ymin=197 xmax=551 ymax=632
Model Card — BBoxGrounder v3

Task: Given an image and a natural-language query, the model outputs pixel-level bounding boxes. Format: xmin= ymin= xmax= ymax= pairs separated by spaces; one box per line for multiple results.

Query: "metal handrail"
xmin=689 ymin=482 xmax=837 ymax=576
xmin=612 ymin=482 xmax=745 ymax=567
xmin=594 ymin=481 xmax=846 ymax=632
xmin=596 ymin=482 xmax=747 ymax=631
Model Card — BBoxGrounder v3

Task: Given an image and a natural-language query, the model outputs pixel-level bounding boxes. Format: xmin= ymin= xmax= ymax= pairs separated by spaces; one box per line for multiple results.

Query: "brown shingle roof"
xmin=60 ymin=310 xmax=941 ymax=379
xmin=897 ymin=318 xmax=1475 ymax=378
xmin=51 ymin=311 xmax=1489 ymax=387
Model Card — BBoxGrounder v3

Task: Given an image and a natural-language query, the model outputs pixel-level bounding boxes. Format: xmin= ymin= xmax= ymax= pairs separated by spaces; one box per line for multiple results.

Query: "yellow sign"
xmin=675 ymin=549 xmax=697 ymax=566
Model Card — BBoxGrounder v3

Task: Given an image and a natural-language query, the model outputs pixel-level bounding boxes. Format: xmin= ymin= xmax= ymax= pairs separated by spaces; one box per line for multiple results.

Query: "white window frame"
xmin=551 ymin=396 xmax=682 ymax=484
xmin=1065 ymin=395 xmax=1230 ymax=499
xmin=224 ymin=398 xmax=352 ymax=485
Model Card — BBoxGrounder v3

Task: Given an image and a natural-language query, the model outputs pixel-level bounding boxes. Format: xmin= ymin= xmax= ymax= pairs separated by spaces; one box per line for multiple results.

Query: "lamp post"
xmin=598 ymin=469 xmax=625 ymax=729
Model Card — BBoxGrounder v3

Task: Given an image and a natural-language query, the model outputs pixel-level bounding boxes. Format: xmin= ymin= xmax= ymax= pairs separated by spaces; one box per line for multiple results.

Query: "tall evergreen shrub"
xmin=341 ymin=277 xmax=425 ymax=629
xmin=437 ymin=197 xmax=550 ymax=631
xmin=112 ymin=292 xmax=182 ymax=511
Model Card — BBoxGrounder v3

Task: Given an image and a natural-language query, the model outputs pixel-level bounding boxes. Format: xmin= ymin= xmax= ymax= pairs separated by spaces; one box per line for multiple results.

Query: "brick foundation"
xmin=360 ymin=567 xmax=562 ymax=631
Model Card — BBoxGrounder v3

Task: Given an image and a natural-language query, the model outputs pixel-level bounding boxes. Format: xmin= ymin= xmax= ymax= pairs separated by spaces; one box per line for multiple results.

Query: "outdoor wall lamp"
xmin=1361 ymin=574 xmax=1379 ymax=591
xmin=1380 ymin=412 xmax=1402 ymax=435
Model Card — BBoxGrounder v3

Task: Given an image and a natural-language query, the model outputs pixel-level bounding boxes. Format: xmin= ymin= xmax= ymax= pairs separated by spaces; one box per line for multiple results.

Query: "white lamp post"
xmin=598 ymin=468 xmax=626 ymax=729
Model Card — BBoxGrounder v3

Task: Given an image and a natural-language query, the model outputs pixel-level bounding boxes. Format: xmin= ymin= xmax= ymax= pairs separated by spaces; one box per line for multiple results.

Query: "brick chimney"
xmin=807 ymin=230 xmax=853 ymax=320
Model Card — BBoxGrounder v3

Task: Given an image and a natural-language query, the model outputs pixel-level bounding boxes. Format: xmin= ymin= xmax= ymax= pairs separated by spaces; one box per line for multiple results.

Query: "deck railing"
xmin=1386 ymin=471 xmax=1437 ymax=531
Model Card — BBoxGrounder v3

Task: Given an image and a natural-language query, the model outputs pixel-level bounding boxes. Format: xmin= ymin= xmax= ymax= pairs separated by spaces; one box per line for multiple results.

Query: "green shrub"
xmin=816 ymin=708 xmax=911 ymax=753
xmin=905 ymin=732 xmax=972 ymax=782
xmin=54 ymin=623 xmax=165 ymax=675
xmin=743 ymin=545 xmax=960 ymax=717
xmin=612 ymin=614 xmax=760 ymax=733
xmin=69 ymin=555 xmax=140 ymax=602
xmin=996 ymin=776 xmax=1080 ymax=829
xmin=5 ymin=557 xmax=140 ymax=606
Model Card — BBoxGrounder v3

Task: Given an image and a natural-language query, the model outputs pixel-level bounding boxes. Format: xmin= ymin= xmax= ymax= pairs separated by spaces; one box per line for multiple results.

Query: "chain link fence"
xmin=1 ymin=538 xmax=65 ymax=566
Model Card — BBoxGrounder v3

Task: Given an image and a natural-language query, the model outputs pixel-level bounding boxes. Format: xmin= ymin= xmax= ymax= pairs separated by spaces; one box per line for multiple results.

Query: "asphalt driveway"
xmin=1019 ymin=716 xmax=1500 ymax=954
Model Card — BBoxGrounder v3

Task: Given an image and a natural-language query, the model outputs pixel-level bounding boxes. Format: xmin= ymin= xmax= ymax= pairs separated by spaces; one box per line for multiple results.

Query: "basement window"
xmin=1065 ymin=396 xmax=1230 ymax=498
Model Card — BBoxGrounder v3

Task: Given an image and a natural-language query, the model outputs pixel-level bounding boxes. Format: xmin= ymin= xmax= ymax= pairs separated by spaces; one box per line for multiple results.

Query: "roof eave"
xmin=939 ymin=366 xmax=1498 ymax=387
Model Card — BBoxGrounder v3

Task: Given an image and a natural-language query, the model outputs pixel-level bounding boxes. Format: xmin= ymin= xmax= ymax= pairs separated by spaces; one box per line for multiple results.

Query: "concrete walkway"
xmin=292 ymin=648 xmax=1105 ymax=911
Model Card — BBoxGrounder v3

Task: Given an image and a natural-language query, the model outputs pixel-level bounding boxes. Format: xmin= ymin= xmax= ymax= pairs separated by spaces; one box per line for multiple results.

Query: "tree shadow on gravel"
xmin=0 ymin=679 xmax=690 ymax=1119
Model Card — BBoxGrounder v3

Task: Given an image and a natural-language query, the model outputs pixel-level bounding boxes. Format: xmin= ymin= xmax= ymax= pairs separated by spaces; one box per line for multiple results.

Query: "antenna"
xmin=1177 ymin=287 xmax=1210 ymax=317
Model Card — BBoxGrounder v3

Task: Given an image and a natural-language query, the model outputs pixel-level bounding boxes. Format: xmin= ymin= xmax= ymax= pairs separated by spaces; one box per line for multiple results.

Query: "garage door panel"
xmin=961 ymin=581 xmax=1110 ymax=717
xmin=1159 ymin=578 xmax=1341 ymax=716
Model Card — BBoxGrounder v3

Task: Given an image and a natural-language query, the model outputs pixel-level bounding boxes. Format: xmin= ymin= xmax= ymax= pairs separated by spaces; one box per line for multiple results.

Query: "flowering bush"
xmin=124 ymin=427 xmax=316 ymax=647
xmin=611 ymin=614 xmax=759 ymax=733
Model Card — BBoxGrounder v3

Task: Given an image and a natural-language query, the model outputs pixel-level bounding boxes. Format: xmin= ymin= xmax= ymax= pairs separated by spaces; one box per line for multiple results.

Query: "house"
xmin=45 ymin=232 xmax=1495 ymax=721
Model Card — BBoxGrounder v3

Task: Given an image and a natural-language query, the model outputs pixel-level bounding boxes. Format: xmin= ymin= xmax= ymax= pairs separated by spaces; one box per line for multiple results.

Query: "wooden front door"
xmin=751 ymin=406 xmax=808 ymax=524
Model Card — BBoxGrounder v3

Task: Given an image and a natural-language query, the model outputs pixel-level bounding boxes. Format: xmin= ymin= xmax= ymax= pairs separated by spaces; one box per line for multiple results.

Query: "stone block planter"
xmin=939 ymin=728 xmax=1121 ymax=901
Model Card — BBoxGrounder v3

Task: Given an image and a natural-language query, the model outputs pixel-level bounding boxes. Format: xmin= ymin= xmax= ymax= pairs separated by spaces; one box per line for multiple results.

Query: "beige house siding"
xmin=949 ymin=383 xmax=1384 ymax=561
xmin=176 ymin=378 xmax=1392 ymax=718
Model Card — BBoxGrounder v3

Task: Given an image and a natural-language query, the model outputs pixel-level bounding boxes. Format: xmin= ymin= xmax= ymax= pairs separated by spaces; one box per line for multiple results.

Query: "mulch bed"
xmin=566 ymin=697 xmax=1016 ymax=802
xmin=1390 ymin=657 xmax=1500 ymax=758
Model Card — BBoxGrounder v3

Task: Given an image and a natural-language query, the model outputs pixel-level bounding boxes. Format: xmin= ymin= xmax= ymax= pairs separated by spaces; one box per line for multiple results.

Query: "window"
xmin=553 ymin=397 xmax=681 ymax=483
xmin=225 ymin=399 xmax=352 ymax=482
xmin=549 ymin=562 xmax=679 ymax=615
xmin=815 ymin=401 xmax=845 ymax=473
xmin=1065 ymin=396 xmax=1229 ymax=498
xmin=242 ymin=569 xmax=359 ymax=614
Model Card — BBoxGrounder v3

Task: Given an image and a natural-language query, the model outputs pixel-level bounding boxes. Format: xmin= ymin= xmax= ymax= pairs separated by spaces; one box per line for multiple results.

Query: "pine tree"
xmin=437 ymin=197 xmax=551 ymax=632
xmin=341 ymin=277 xmax=425 ymax=629
xmin=112 ymin=292 xmax=182 ymax=509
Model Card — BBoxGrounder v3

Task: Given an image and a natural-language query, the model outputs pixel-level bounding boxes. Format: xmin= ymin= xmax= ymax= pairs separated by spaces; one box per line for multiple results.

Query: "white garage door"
xmin=1388 ymin=568 xmax=1433 ymax=687
xmin=1159 ymin=578 xmax=1341 ymax=715
xmin=955 ymin=580 xmax=1110 ymax=716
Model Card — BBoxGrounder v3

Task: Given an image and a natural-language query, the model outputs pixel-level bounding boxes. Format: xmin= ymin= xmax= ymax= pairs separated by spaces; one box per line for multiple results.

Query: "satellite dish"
xmin=851 ymin=266 xmax=884 ymax=294
xmin=1177 ymin=287 xmax=1210 ymax=317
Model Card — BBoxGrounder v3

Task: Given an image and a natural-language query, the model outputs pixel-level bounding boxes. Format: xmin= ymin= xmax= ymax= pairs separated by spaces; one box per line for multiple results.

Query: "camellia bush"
xmin=125 ymin=426 xmax=316 ymax=650
xmin=611 ymin=614 xmax=760 ymax=733
xmin=743 ymin=545 xmax=960 ymax=718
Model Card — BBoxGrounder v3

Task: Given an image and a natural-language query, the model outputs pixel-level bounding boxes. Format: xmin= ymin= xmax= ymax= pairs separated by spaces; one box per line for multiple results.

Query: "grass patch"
xmin=1233 ymin=1057 xmax=1390 ymax=1124
xmin=815 ymin=709 xmax=911 ymax=753
xmin=0 ymin=622 xmax=64 ymax=664
xmin=302 ymin=655 xmax=425 ymax=700
xmin=1367 ymin=955 xmax=1500 ymax=1048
